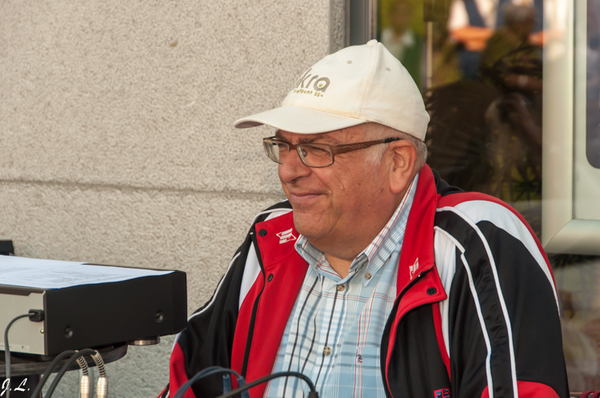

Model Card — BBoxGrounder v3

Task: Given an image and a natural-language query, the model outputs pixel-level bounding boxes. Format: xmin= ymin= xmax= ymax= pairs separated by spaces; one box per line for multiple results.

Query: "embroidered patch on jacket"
xmin=409 ymin=258 xmax=420 ymax=280
xmin=276 ymin=228 xmax=297 ymax=244
xmin=434 ymin=388 xmax=450 ymax=398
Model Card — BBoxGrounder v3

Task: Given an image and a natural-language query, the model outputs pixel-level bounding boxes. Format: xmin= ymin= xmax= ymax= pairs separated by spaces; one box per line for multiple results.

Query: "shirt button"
xmin=336 ymin=284 xmax=346 ymax=292
xmin=323 ymin=346 xmax=332 ymax=356
xmin=365 ymin=273 xmax=372 ymax=280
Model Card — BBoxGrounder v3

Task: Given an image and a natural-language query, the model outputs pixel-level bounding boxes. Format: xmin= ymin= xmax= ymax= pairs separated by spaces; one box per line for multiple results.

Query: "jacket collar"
xmin=396 ymin=164 xmax=442 ymax=294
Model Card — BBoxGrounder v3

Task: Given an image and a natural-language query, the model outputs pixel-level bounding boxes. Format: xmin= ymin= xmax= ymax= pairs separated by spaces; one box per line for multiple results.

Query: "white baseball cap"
xmin=234 ymin=40 xmax=430 ymax=140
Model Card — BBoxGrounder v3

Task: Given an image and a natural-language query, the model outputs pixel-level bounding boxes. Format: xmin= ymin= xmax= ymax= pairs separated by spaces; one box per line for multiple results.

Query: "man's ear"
xmin=388 ymin=140 xmax=418 ymax=194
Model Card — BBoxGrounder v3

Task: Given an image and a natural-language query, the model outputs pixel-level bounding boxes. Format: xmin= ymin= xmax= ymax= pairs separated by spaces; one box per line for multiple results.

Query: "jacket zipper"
xmin=240 ymin=229 xmax=267 ymax=377
xmin=380 ymin=268 xmax=433 ymax=398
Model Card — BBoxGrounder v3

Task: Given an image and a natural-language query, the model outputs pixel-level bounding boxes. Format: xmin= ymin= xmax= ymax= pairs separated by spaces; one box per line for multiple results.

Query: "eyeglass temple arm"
xmin=330 ymin=137 xmax=403 ymax=155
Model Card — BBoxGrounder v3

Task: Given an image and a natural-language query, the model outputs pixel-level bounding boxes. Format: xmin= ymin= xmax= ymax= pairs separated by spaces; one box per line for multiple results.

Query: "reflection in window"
xmin=374 ymin=0 xmax=600 ymax=391
xmin=378 ymin=0 xmax=424 ymax=89
xmin=421 ymin=1 xmax=545 ymax=232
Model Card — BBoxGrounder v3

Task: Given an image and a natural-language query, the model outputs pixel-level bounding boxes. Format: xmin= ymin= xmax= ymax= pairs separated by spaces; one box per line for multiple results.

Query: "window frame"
xmin=542 ymin=0 xmax=600 ymax=254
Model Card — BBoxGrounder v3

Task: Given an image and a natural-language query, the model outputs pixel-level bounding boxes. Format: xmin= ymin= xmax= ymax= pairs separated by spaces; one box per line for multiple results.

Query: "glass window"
xmin=367 ymin=0 xmax=600 ymax=392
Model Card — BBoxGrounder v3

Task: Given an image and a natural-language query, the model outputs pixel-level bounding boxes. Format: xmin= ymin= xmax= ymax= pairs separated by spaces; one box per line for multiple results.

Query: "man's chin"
xmin=292 ymin=214 xmax=331 ymax=243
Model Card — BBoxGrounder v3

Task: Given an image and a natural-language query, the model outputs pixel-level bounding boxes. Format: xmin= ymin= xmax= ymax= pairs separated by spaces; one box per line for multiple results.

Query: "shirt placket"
xmin=309 ymin=276 xmax=347 ymax=392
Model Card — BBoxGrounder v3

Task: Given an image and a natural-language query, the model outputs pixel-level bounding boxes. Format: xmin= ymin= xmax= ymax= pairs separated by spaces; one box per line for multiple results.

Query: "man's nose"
xmin=278 ymin=147 xmax=312 ymax=182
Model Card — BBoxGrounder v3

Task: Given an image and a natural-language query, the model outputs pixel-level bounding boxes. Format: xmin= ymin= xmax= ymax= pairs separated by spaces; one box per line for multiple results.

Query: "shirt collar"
xmin=295 ymin=173 xmax=420 ymax=283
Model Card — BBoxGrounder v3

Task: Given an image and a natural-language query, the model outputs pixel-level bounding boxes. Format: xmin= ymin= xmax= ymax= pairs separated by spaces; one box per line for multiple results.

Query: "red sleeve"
xmin=161 ymin=342 xmax=197 ymax=398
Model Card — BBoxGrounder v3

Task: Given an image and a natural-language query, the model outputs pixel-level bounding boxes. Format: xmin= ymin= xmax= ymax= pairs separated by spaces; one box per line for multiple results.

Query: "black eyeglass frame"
xmin=262 ymin=136 xmax=403 ymax=168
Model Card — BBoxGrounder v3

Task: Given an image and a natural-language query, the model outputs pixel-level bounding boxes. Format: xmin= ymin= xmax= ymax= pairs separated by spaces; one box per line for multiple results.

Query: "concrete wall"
xmin=0 ymin=0 xmax=346 ymax=396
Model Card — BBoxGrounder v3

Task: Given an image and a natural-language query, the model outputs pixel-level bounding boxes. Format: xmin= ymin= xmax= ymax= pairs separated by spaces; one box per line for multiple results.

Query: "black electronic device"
xmin=0 ymin=256 xmax=187 ymax=356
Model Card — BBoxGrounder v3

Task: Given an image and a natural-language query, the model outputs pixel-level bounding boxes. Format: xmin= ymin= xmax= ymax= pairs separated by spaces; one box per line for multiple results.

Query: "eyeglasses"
xmin=262 ymin=136 xmax=403 ymax=168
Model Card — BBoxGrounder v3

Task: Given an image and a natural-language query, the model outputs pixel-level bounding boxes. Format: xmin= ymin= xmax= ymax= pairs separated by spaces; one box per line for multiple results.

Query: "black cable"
xmin=29 ymin=350 xmax=76 ymax=398
xmin=3 ymin=310 xmax=45 ymax=398
xmin=3 ymin=314 xmax=29 ymax=398
xmin=173 ymin=367 xmax=247 ymax=398
xmin=216 ymin=371 xmax=319 ymax=398
xmin=44 ymin=349 xmax=96 ymax=398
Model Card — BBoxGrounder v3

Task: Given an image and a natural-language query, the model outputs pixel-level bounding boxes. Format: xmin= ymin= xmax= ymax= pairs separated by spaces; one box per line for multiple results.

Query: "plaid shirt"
xmin=264 ymin=175 xmax=418 ymax=398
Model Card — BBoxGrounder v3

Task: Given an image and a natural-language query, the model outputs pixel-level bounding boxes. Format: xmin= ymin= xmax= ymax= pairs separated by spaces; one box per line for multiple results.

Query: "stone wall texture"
xmin=0 ymin=0 xmax=333 ymax=396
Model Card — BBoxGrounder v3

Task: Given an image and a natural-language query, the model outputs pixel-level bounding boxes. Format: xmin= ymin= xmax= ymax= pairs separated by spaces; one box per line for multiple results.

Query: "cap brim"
xmin=234 ymin=105 xmax=367 ymax=134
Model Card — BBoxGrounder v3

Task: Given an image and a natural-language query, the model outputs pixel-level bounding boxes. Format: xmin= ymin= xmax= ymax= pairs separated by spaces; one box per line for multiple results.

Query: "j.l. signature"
xmin=1 ymin=378 xmax=30 ymax=396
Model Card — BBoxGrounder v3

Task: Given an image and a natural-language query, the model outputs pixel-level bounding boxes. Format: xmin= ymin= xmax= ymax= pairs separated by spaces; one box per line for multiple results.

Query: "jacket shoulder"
xmin=249 ymin=200 xmax=292 ymax=226
xmin=435 ymin=192 xmax=535 ymax=238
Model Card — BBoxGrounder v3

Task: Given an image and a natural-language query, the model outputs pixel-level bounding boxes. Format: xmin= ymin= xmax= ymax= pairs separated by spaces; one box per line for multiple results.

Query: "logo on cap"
xmin=293 ymin=68 xmax=330 ymax=97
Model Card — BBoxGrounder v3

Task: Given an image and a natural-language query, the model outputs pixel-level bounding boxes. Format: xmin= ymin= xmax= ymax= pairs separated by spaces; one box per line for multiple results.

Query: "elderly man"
xmin=161 ymin=41 xmax=568 ymax=398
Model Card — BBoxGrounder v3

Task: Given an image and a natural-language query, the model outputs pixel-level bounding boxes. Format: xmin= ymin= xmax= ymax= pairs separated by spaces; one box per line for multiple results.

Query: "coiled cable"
xmin=76 ymin=356 xmax=91 ymax=398
xmin=91 ymin=351 xmax=107 ymax=398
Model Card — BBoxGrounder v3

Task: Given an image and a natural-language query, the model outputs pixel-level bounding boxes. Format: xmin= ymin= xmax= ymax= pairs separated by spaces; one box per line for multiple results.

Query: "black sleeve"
xmin=178 ymin=234 xmax=251 ymax=398
xmin=437 ymin=211 xmax=569 ymax=398
xmin=165 ymin=201 xmax=291 ymax=398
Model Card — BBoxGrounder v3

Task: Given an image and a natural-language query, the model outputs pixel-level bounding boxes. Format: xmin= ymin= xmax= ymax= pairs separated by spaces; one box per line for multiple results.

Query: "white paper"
xmin=0 ymin=256 xmax=173 ymax=289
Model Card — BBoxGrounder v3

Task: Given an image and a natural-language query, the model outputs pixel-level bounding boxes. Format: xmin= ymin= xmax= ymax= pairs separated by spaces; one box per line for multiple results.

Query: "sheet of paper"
xmin=0 ymin=256 xmax=173 ymax=289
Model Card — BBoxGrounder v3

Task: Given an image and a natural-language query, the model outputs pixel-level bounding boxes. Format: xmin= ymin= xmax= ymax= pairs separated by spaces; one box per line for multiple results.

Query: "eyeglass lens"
xmin=264 ymin=140 xmax=333 ymax=167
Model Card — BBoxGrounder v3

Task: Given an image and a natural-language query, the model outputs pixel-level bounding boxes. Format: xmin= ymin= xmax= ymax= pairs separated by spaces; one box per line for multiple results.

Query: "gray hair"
xmin=359 ymin=123 xmax=428 ymax=171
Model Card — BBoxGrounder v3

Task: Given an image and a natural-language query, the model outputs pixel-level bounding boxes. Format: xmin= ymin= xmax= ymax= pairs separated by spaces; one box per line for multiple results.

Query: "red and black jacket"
xmin=161 ymin=165 xmax=569 ymax=398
